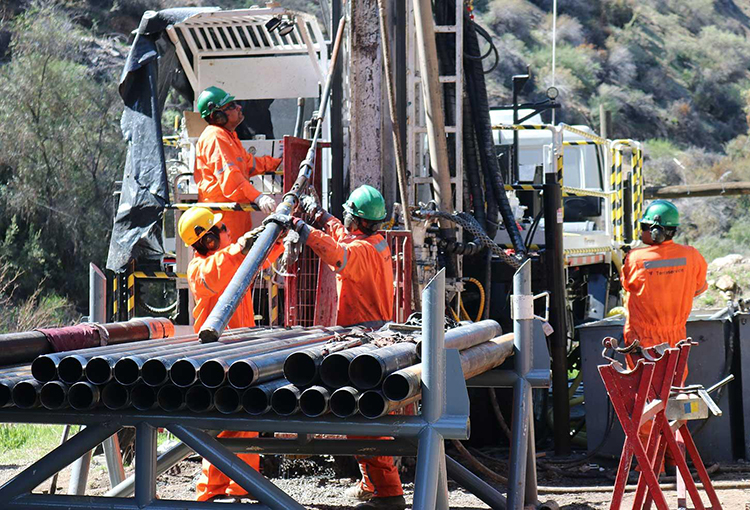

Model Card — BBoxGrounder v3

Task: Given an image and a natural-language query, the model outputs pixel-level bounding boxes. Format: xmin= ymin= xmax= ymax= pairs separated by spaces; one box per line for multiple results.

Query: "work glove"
xmin=299 ymin=194 xmax=332 ymax=228
xmin=257 ymin=194 xmax=277 ymax=214
xmin=263 ymin=213 xmax=294 ymax=229
xmin=279 ymin=218 xmax=311 ymax=270
xmin=238 ymin=225 xmax=265 ymax=255
xmin=291 ymin=217 xmax=312 ymax=245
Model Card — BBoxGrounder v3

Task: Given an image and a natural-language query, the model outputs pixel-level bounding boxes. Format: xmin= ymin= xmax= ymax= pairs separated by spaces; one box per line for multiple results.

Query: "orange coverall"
xmin=195 ymin=125 xmax=281 ymax=243
xmin=306 ymin=216 xmax=403 ymax=498
xmin=622 ymin=240 xmax=708 ymax=348
xmin=187 ymin=238 xmax=283 ymax=501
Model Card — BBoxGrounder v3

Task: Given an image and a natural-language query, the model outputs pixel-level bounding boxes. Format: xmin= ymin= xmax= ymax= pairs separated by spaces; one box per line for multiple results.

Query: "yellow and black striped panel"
xmin=504 ymin=184 xmax=543 ymax=191
xmin=561 ymin=186 xmax=612 ymax=199
xmin=560 ymin=125 xmax=608 ymax=145
xmin=112 ymin=277 xmax=118 ymax=318
xmin=270 ymin=282 xmax=279 ymax=326
xmin=127 ymin=272 xmax=135 ymax=320
xmin=162 ymin=137 xmax=181 ymax=147
xmin=491 ymin=124 xmax=549 ymax=131
xmin=563 ymin=140 xmax=605 ymax=146
xmin=134 ymin=271 xmax=187 ymax=280
xmin=168 ymin=202 xmax=260 ymax=212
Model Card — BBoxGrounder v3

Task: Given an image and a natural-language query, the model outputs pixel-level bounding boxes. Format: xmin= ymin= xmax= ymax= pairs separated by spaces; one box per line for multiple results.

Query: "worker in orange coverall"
xmin=178 ymin=206 xmax=282 ymax=502
xmin=285 ymin=185 xmax=405 ymax=510
xmin=194 ymin=86 xmax=281 ymax=243
xmin=621 ymin=199 xmax=707 ymax=471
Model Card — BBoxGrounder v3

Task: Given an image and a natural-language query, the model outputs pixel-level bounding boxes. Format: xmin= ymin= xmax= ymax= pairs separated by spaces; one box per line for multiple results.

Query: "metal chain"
xmin=414 ymin=209 xmax=522 ymax=269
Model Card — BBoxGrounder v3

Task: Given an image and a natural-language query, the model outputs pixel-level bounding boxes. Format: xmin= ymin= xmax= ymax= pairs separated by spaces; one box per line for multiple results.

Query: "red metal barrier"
xmin=384 ymin=231 xmax=413 ymax=324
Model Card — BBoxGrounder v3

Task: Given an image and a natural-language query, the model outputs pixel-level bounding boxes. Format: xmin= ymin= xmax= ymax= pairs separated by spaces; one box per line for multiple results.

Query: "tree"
xmin=0 ymin=5 xmax=126 ymax=308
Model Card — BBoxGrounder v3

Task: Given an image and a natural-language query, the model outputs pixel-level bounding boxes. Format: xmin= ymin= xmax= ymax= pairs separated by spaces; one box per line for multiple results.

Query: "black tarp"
xmin=106 ymin=8 xmax=215 ymax=272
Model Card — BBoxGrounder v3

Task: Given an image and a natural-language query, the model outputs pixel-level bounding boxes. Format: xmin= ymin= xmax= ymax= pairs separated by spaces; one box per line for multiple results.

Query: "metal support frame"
xmin=0 ymin=270 xmax=479 ymax=509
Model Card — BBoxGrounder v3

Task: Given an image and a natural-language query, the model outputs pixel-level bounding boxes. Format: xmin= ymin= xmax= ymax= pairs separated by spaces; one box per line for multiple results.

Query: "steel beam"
xmin=6 ymin=494 xmax=270 ymax=509
xmin=0 ymin=423 xmax=119 ymax=499
xmin=167 ymin=424 xmax=305 ymax=510
xmin=446 ymin=455 xmax=507 ymax=509
xmin=135 ymin=422 xmax=157 ymax=507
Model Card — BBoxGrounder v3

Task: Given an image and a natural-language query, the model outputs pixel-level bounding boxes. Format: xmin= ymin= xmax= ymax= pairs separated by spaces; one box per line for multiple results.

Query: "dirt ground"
xmin=1 ymin=451 xmax=748 ymax=509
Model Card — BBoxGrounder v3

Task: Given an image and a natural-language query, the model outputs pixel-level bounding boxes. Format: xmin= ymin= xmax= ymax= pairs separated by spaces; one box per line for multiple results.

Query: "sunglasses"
xmin=220 ymin=101 xmax=240 ymax=112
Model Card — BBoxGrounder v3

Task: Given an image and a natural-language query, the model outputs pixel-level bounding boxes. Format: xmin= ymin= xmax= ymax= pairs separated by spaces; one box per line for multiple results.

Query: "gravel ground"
xmin=1 ymin=452 xmax=748 ymax=508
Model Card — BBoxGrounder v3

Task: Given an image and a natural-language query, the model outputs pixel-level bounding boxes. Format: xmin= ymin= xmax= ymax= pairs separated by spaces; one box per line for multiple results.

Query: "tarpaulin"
xmin=106 ymin=8 xmax=216 ymax=272
xmin=37 ymin=324 xmax=102 ymax=352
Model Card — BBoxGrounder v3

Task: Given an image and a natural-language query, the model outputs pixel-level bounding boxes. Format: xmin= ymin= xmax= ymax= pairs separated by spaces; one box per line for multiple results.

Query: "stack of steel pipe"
xmin=267 ymin=320 xmax=514 ymax=419
xmin=3 ymin=323 xmax=367 ymax=413
xmin=1 ymin=319 xmax=513 ymax=419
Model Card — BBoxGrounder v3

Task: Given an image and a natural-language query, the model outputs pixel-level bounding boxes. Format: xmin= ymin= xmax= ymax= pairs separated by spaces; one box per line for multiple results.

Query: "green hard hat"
xmin=197 ymin=86 xmax=235 ymax=119
xmin=641 ymin=199 xmax=679 ymax=227
xmin=344 ymin=185 xmax=387 ymax=221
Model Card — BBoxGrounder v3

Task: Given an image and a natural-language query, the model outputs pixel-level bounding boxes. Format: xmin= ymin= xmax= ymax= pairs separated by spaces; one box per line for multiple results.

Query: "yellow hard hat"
xmin=607 ymin=306 xmax=627 ymax=318
xmin=177 ymin=207 xmax=223 ymax=247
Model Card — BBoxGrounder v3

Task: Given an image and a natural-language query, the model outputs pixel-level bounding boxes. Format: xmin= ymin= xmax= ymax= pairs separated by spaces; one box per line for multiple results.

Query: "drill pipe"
xmin=40 ymin=381 xmax=69 ymax=410
xmin=157 ymin=384 xmax=186 ymax=412
xmin=242 ymin=379 xmax=290 ymax=415
xmin=329 ymin=386 xmax=361 ymax=418
xmin=101 ymin=382 xmax=131 ymax=410
xmin=144 ymin=329 xmax=335 ymax=387
xmin=415 ymin=319 xmax=502 ymax=359
xmin=12 ymin=379 xmax=42 ymax=409
xmin=299 ymin=385 xmax=330 ymax=418
xmin=198 ymin=16 xmax=348 ymax=344
xmin=271 ymin=384 xmax=302 ymax=416
xmin=32 ymin=328 xmax=221 ymax=383
xmin=191 ymin=331 xmax=346 ymax=388
xmin=348 ymin=343 xmax=417 ymax=390
xmin=113 ymin=328 xmax=288 ymax=386
xmin=68 ymin=381 xmax=100 ymax=410
xmin=78 ymin=327 xmax=278 ymax=385
xmin=214 ymin=386 xmax=243 ymax=414
xmin=186 ymin=385 xmax=215 ymax=413
xmin=227 ymin=341 xmax=351 ymax=390
xmin=383 ymin=333 xmax=515 ymax=402
xmin=358 ymin=391 xmax=420 ymax=419
xmin=131 ymin=383 xmax=157 ymax=411
xmin=0 ymin=373 xmax=34 ymax=408
xmin=0 ymin=317 xmax=174 ymax=366
xmin=284 ymin=339 xmax=367 ymax=387
xmin=319 ymin=345 xmax=378 ymax=388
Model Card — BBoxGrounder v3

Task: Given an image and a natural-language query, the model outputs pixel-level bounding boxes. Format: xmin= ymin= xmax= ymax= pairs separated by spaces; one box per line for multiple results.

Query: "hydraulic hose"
xmin=463 ymin=11 xmax=525 ymax=255
xmin=462 ymin=95 xmax=487 ymax=229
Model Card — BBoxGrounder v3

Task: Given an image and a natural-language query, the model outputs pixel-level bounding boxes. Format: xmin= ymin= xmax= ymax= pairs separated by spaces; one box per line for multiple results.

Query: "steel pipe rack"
xmin=0 ymin=267 xmax=546 ymax=509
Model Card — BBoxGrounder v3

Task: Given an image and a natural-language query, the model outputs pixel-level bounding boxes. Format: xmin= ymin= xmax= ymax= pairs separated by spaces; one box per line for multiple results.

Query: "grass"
xmin=0 ymin=424 xmax=176 ymax=466
xmin=0 ymin=424 xmax=67 ymax=464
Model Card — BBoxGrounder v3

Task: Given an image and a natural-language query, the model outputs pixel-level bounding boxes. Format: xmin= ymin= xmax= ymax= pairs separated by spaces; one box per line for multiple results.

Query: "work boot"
xmin=345 ymin=483 xmax=374 ymax=501
xmin=354 ymin=495 xmax=407 ymax=509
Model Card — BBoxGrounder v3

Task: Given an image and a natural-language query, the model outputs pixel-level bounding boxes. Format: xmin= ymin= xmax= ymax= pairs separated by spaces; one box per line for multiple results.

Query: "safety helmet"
xmin=178 ymin=207 xmax=223 ymax=247
xmin=641 ymin=199 xmax=679 ymax=227
xmin=343 ymin=185 xmax=387 ymax=221
xmin=197 ymin=86 xmax=235 ymax=119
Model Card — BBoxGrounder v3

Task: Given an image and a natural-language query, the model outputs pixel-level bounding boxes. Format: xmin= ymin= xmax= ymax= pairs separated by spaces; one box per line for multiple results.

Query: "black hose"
xmin=463 ymin=94 xmax=487 ymax=229
xmin=466 ymin=22 xmax=500 ymax=74
xmin=525 ymin=209 xmax=544 ymax=250
xmin=463 ymin=9 xmax=526 ymax=255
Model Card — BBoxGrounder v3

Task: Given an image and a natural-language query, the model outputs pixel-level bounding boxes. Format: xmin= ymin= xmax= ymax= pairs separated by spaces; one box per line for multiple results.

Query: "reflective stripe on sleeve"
xmin=373 ymin=239 xmax=388 ymax=253
xmin=643 ymin=257 xmax=686 ymax=269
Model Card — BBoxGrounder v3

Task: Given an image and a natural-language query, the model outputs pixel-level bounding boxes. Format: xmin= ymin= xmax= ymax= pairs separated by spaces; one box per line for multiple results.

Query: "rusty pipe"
xmin=68 ymin=381 xmax=100 ymax=410
xmin=318 ymin=345 xmax=379 ymax=389
xmin=330 ymin=386 xmax=361 ymax=418
xmin=242 ymin=379 xmax=289 ymax=415
xmin=348 ymin=343 xmax=418 ymax=390
xmin=299 ymin=385 xmax=330 ymax=417
xmin=383 ymin=333 xmax=515 ymax=402
xmin=186 ymin=385 xmax=215 ymax=413
xmin=415 ymin=320 xmax=502 ymax=358
xmin=12 ymin=379 xmax=42 ymax=409
xmin=271 ymin=384 xmax=302 ymax=416
xmin=358 ymin=390 xmax=420 ymax=419
xmin=40 ymin=381 xmax=69 ymax=410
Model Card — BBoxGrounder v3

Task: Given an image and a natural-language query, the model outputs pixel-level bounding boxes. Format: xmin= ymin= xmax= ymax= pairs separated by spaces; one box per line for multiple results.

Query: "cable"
xmin=466 ymin=21 xmax=500 ymax=74
xmin=463 ymin=277 xmax=486 ymax=321
xmin=525 ymin=209 xmax=544 ymax=252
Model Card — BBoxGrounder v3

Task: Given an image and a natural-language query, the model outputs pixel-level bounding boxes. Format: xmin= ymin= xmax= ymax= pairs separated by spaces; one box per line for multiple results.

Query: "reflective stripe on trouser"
xmin=196 ymin=430 xmax=260 ymax=501
xmin=349 ymin=436 xmax=404 ymax=498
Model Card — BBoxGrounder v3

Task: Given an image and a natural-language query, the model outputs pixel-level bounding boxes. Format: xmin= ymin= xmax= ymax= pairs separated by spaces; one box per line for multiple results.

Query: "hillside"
xmin=2 ymin=0 xmax=750 ymax=320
